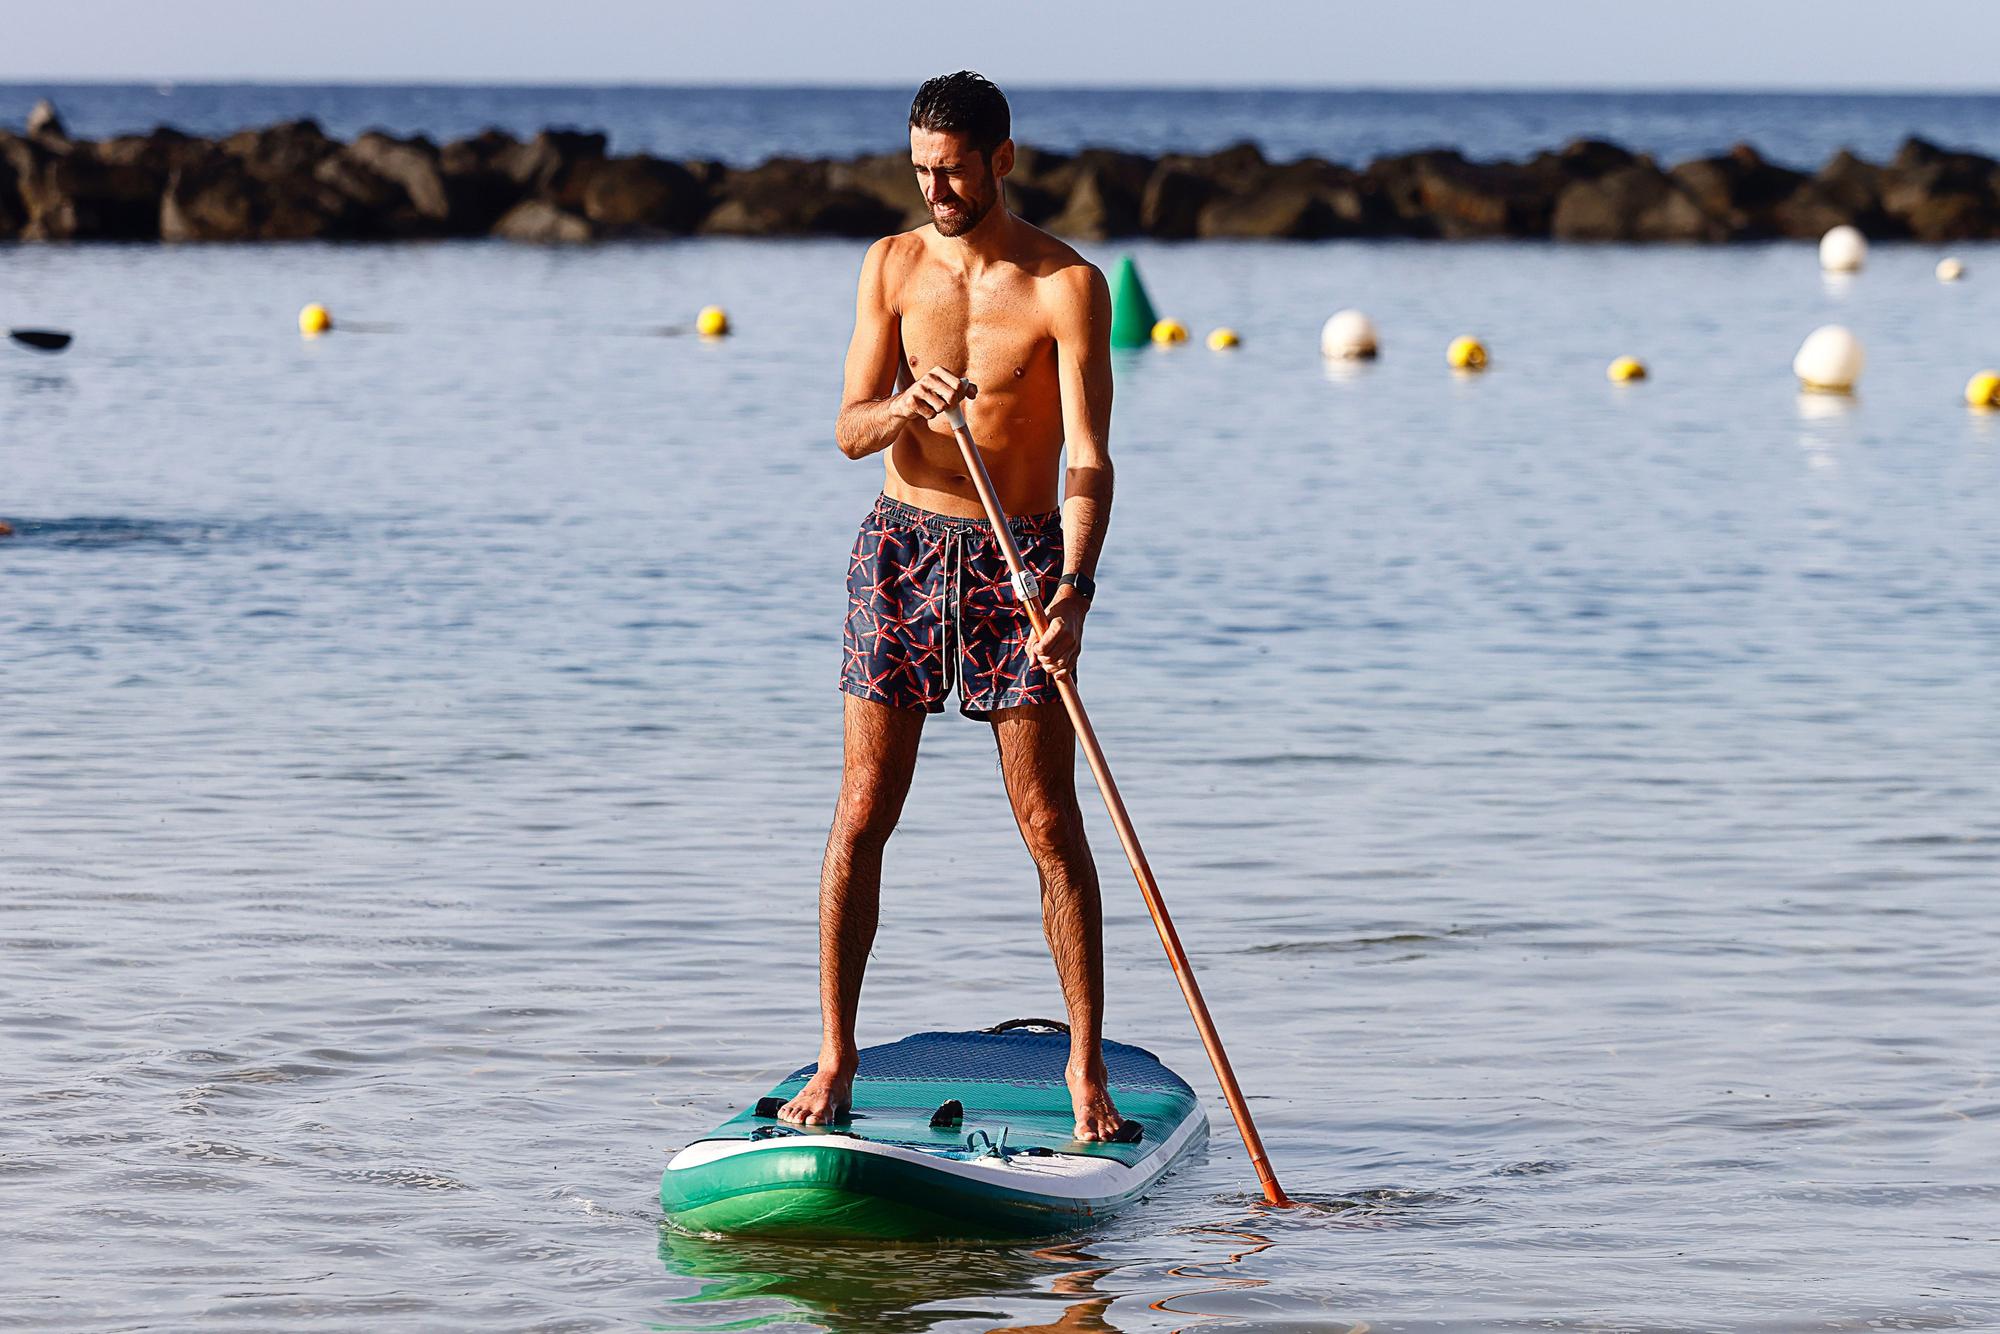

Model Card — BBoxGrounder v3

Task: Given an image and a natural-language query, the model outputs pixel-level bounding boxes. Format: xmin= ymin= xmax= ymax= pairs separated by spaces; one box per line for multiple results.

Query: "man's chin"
xmin=932 ymin=205 xmax=985 ymax=237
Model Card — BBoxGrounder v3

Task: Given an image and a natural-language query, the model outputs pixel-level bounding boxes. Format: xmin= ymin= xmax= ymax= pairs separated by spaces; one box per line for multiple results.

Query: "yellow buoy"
xmin=1447 ymin=335 xmax=1488 ymax=371
xmin=1151 ymin=318 xmax=1189 ymax=346
xmin=1967 ymin=370 xmax=2000 ymax=410
xmin=1205 ymin=327 xmax=1239 ymax=351
xmin=298 ymin=303 xmax=332 ymax=336
xmin=1937 ymin=257 xmax=1966 ymax=283
xmin=1607 ymin=355 xmax=1648 ymax=382
xmin=696 ymin=305 xmax=730 ymax=337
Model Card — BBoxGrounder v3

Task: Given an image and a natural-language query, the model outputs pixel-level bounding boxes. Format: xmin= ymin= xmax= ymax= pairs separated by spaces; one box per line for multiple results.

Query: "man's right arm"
xmin=835 ymin=239 xmax=914 ymax=460
xmin=835 ymin=237 xmax=969 ymax=459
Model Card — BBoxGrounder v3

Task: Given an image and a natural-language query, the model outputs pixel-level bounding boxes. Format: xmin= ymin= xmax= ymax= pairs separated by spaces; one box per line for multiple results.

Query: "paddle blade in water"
xmin=10 ymin=329 xmax=72 ymax=352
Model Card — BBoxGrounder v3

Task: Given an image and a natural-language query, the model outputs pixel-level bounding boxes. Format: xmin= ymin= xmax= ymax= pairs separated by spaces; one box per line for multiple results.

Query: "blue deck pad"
xmin=710 ymin=1030 xmax=1202 ymax=1168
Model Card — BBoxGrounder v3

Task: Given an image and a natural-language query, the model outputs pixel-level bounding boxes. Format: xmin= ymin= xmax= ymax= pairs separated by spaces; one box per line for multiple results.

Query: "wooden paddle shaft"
xmin=942 ymin=397 xmax=1290 ymax=1207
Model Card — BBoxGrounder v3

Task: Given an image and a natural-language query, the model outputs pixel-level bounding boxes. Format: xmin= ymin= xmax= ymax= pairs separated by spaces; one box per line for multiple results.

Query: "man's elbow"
xmin=1067 ymin=455 xmax=1114 ymax=488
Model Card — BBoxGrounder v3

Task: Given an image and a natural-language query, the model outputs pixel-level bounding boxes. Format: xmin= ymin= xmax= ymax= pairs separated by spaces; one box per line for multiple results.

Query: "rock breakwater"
xmin=4 ymin=101 xmax=1996 ymax=244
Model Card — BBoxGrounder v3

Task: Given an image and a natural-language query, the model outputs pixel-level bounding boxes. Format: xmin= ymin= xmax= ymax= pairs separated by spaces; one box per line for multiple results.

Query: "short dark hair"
xmin=909 ymin=71 xmax=1010 ymax=157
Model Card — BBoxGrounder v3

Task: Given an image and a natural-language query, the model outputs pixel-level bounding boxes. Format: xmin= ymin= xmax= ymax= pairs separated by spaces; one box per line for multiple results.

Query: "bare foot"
xmin=1066 ymin=1060 xmax=1122 ymax=1142
xmin=779 ymin=1059 xmax=854 ymax=1126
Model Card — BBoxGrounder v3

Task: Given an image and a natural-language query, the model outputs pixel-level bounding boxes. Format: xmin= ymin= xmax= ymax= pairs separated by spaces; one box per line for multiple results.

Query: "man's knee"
xmin=830 ymin=780 xmax=904 ymax=854
xmin=1016 ymin=796 xmax=1086 ymax=867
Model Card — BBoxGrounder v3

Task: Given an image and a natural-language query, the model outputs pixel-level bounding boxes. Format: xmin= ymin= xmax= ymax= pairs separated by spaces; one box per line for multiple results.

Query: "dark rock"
xmin=1197 ymin=179 xmax=1332 ymax=238
xmin=685 ymin=158 xmax=729 ymax=193
xmin=996 ymin=145 xmax=1073 ymax=225
xmin=311 ymin=132 xmax=468 ymax=238
xmin=1553 ymin=159 xmax=1728 ymax=242
xmin=1038 ymin=148 xmax=1150 ymax=205
xmin=1526 ymin=138 xmax=1639 ymax=186
xmin=221 ymin=120 xmax=340 ymax=178
xmin=826 ymin=150 xmax=926 ymax=230
xmin=491 ymin=199 xmax=596 ymax=244
xmin=1004 ymin=178 xmax=1064 ymax=226
xmin=439 ymin=128 xmax=517 ymax=176
xmin=312 ymin=151 xmax=404 ymax=217
xmin=436 ymin=129 xmax=527 ymax=233
xmin=701 ymin=157 xmax=903 ymax=236
xmin=0 ymin=134 xmax=163 ymax=239
xmin=160 ymin=152 xmax=257 ymax=241
xmin=1045 ymin=159 xmax=1145 ymax=239
xmin=0 ymin=151 xmax=21 ymax=239
xmin=161 ymin=144 xmax=359 ymax=241
xmin=1775 ymin=149 xmax=1901 ymax=238
xmin=1368 ymin=149 xmax=1555 ymax=238
xmin=1188 ymin=140 xmax=1273 ymax=192
xmin=1140 ymin=165 xmax=1215 ymax=239
xmin=1669 ymin=144 xmax=1807 ymax=239
xmin=1007 ymin=144 xmax=1072 ymax=193
xmin=1142 ymin=142 xmax=1274 ymax=239
xmin=3 ymin=120 xmax=1996 ymax=246
xmin=1878 ymin=137 xmax=2000 ymax=241
xmin=575 ymin=156 xmax=706 ymax=232
xmin=344 ymin=131 xmax=451 ymax=221
xmin=95 ymin=127 xmax=207 ymax=176
xmin=26 ymin=99 xmax=67 ymax=145
xmin=494 ymin=129 xmax=607 ymax=204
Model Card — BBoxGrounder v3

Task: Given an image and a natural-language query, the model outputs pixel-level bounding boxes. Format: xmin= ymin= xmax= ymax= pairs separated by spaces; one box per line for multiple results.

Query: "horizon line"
xmin=2 ymin=77 xmax=1998 ymax=98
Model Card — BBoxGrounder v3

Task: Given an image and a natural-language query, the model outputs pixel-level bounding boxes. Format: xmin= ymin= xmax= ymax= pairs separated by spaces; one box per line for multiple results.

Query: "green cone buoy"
xmin=1108 ymin=255 xmax=1157 ymax=349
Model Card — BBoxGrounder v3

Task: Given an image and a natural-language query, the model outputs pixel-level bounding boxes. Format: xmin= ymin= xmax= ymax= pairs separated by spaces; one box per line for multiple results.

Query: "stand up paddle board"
xmin=662 ymin=1020 xmax=1206 ymax=1239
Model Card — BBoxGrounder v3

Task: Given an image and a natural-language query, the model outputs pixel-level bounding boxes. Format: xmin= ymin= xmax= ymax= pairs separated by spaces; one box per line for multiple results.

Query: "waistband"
xmin=871 ymin=493 xmax=1060 ymax=536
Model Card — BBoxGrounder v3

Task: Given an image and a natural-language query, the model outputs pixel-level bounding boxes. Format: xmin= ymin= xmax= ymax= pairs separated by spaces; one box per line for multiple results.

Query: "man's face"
xmin=910 ymin=127 xmax=1010 ymax=237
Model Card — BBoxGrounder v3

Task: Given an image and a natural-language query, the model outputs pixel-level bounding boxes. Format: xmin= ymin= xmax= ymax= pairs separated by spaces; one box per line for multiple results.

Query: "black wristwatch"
xmin=1059 ymin=571 xmax=1096 ymax=601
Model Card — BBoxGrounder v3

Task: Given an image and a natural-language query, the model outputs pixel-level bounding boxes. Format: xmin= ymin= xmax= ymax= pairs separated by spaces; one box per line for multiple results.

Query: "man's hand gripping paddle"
xmin=940 ymin=380 xmax=1292 ymax=1207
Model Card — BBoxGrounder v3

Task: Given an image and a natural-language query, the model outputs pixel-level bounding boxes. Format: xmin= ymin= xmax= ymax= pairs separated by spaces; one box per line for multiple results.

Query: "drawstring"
xmin=940 ymin=527 xmax=966 ymax=700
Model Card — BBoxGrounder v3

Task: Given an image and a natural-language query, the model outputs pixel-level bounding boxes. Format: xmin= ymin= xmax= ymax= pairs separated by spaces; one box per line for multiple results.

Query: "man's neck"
xmin=940 ymin=206 xmax=1014 ymax=273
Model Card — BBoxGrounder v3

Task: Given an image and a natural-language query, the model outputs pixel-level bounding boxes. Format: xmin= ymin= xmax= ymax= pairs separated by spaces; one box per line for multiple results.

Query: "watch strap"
xmin=1059 ymin=571 xmax=1096 ymax=600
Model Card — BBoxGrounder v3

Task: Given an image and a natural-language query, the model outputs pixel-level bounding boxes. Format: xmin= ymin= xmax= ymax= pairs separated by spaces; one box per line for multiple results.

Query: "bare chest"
xmin=895 ymin=266 xmax=1056 ymax=395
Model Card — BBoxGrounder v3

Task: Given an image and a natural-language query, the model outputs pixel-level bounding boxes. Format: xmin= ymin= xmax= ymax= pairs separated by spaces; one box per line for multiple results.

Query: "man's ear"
xmin=990 ymin=138 xmax=1015 ymax=180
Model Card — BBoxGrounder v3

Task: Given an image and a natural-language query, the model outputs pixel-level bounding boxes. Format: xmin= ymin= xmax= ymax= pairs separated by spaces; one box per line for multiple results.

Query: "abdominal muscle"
xmin=881 ymin=381 xmax=1067 ymax=520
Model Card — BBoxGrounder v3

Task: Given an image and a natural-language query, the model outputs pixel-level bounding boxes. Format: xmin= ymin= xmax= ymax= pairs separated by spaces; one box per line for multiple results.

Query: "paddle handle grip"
xmin=944 ymin=404 xmax=1292 ymax=1209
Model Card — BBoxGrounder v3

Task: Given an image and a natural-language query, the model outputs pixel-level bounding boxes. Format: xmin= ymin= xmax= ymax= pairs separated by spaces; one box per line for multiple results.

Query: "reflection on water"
xmin=659 ymin=1229 xmax=1126 ymax=1333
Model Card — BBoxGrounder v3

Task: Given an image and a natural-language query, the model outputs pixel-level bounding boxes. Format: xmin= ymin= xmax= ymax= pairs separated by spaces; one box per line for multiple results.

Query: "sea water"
xmin=4 ymin=234 xmax=1999 ymax=1329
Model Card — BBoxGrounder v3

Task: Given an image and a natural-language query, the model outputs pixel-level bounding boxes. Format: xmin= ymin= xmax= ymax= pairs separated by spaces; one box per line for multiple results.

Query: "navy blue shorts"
xmin=840 ymin=494 xmax=1066 ymax=717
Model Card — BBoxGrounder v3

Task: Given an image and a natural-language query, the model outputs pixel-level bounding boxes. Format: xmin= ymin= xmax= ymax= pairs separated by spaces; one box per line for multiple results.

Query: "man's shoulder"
xmin=1010 ymin=219 xmax=1102 ymax=287
xmin=865 ymin=228 xmax=928 ymax=269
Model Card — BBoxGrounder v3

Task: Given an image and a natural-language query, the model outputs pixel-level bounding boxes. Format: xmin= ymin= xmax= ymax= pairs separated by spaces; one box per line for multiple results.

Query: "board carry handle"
xmin=944 ymin=379 xmax=1293 ymax=1208
xmin=984 ymin=1018 xmax=1071 ymax=1035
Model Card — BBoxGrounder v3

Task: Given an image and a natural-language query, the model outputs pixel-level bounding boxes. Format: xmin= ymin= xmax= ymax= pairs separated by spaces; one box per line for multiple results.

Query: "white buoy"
xmin=1320 ymin=309 xmax=1379 ymax=360
xmin=1793 ymin=324 xmax=1865 ymax=393
xmin=1936 ymin=257 xmax=1966 ymax=283
xmin=1819 ymin=225 xmax=1867 ymax=273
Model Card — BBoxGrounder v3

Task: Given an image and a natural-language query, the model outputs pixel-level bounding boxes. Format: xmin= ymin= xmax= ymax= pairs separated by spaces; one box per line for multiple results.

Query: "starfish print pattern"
xmin=841 ymin=494 xmax=1067 ymax=718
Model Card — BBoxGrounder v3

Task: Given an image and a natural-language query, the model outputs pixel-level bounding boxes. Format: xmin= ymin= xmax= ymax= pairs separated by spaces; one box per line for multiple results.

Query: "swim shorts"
xmin=840 ymin=493 xmax=1068 ymax=717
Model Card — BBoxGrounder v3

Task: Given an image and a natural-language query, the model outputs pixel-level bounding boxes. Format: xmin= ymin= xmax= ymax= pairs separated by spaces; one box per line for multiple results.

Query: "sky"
xmin=2 ymin=0 xmax=1994 ymax=90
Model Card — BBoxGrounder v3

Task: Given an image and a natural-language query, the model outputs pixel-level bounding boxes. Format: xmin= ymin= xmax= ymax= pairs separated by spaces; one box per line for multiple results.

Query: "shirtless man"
xmin=778 ymin=71 xmax=1122 ymax=1141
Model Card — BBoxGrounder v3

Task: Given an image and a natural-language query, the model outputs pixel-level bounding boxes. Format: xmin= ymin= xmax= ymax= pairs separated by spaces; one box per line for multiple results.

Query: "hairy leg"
xmin=780 ymin=693 xmax=926 ymax=1125
xmin=990 ymin=701 xmax=1121 ymax=1141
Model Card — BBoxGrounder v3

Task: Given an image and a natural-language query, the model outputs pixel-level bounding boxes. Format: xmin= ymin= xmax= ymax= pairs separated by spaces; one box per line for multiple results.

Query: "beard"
xmin=931 ymin=189 xmax=994 ymax=237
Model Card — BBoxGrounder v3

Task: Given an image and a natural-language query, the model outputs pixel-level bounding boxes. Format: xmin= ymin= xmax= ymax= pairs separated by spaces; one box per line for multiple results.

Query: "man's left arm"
xmin=1032 ymin=262 xmax=1115 ymax=681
